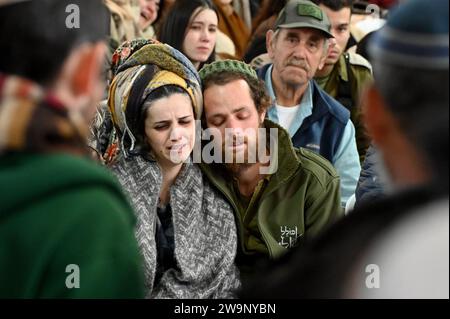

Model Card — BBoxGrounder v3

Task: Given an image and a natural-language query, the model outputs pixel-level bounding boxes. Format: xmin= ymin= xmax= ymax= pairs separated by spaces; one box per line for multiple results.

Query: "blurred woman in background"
xmin=138 ymin=0 xmax=166 ymax=39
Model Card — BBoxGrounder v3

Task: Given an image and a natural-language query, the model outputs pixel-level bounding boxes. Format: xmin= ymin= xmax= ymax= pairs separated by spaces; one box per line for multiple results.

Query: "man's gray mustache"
xmin=286 ymin=60 xmax=310 ymax=71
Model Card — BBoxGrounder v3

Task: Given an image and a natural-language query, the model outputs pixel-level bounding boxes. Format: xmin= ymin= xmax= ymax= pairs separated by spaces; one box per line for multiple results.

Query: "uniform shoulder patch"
xmin=250 ymin=53 xmax=271 ymax=69
xmin=348 ymin=52 xmax=373 ymax=72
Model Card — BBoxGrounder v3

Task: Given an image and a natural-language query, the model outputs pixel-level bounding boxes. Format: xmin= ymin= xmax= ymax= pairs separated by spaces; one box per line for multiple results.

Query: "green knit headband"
xmin=199 ymin=60 xmax=258 ymax=82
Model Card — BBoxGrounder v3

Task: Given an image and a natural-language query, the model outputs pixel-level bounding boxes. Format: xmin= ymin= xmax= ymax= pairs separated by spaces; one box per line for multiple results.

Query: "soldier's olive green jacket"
xmin=200 ymin=120 xmax=343 ymax=271
xmin=316 ymin=52 xmax=373 ymax=104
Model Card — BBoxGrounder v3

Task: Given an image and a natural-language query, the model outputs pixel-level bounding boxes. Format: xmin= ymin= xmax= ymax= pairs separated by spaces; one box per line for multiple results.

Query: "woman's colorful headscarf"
xmin=107 ymin=38 xmax=202 ymax=156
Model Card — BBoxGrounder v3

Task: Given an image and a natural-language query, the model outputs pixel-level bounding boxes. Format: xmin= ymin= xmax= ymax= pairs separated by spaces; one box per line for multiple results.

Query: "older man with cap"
xmin=258 ymin=0 xmax=361 ymax=206
xmin=243 ymin=0 xmax=449 ymax=298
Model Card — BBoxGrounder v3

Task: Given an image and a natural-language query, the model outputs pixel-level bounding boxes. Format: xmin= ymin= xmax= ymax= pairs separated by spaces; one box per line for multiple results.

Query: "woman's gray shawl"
xmin=111 ymin=156 xmax=240 ymax=298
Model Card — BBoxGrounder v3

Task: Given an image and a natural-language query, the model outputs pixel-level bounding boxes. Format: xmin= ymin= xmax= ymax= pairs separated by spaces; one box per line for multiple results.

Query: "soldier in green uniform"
xmin=313 ymin=0 xmax=373 ymax=161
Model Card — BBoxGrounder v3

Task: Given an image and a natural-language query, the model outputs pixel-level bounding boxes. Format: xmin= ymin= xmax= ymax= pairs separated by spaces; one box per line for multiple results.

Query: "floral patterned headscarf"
xmin=107 ymin=38 xmax=202 ymax=157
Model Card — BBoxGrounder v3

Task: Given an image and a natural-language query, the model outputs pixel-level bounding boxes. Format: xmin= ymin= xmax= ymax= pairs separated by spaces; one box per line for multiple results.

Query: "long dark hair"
xmin=158 ymin=0 xmax=217 ymax=69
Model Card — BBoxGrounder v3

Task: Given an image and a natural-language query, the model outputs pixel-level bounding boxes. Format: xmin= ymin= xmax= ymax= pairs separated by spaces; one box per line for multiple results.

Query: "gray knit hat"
xmin=199 ymin=60 xmax=258 ymax=83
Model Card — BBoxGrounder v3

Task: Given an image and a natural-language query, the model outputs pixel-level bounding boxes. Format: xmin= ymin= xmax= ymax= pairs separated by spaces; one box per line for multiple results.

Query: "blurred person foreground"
xmin=0 ymin=0 xmax=144 ymax=298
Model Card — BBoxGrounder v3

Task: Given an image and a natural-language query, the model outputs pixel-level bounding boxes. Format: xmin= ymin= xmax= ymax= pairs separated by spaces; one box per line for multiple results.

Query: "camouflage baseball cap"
xmin=274 ymin=0 xmax=334 ymax=38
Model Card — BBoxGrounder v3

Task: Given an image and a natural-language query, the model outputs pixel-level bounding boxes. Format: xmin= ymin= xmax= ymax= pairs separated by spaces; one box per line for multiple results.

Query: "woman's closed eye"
xmin=179 ymin=116 xmax=193 ymax=125
xmin=154 ymin=123 xmax=169 ymax=130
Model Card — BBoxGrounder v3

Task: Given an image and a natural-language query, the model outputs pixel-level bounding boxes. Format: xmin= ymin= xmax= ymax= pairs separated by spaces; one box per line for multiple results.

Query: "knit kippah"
xmin=369 ymin=0 xmax=449 ymax=70
xmin=199 ymin=60 xmax=258 ymax=82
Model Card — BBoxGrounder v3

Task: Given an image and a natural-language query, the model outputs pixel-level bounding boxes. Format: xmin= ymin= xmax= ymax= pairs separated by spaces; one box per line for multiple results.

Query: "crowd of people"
xmin=0 ymin=0 xmax=448 ymax=299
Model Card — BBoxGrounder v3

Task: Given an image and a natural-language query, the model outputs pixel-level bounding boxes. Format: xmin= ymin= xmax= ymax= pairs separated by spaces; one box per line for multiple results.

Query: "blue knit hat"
xmin=369 ymin=0 xmax=449 ymax=69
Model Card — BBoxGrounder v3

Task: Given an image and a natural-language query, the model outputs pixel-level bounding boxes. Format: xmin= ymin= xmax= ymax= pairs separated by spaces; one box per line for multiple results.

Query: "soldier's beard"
xmin=225 ymin=161 xmax=254 ymax=176
xmin=223 ymin=138 xmax=258 ymax=175
xmin=223 ymin=129 xmax=268 ymax=176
